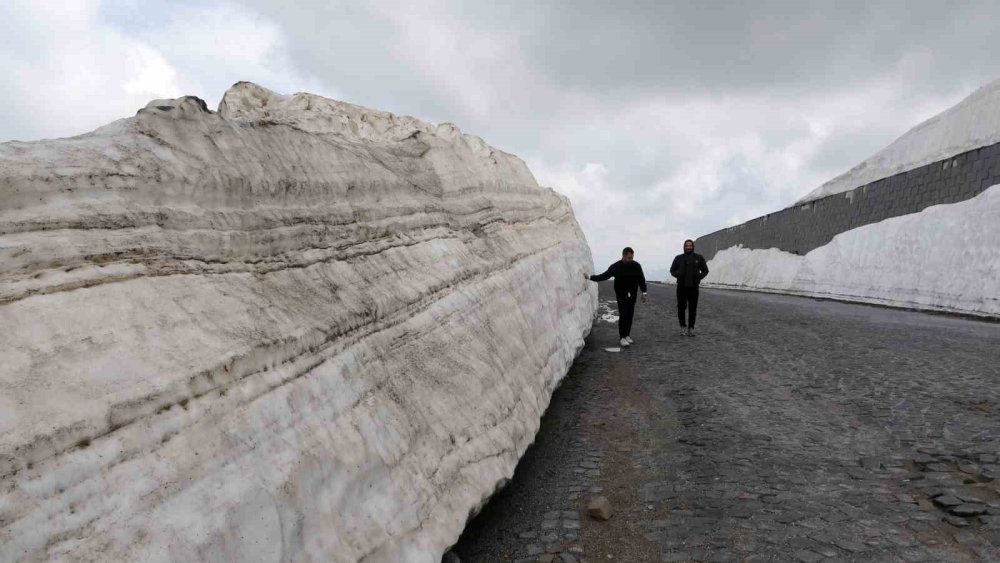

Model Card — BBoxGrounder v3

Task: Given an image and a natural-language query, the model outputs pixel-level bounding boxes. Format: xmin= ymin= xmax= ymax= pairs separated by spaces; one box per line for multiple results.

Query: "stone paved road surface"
xmin=452 ymin=283 xmax=1000 ymax=562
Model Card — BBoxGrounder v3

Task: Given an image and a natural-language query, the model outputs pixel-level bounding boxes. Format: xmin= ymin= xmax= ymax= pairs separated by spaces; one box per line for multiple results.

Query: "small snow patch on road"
xmin=598 ymin=301 xmax=619 ymax=323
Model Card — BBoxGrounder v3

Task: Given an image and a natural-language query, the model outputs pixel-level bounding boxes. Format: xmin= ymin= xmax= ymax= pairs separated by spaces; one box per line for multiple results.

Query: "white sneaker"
xmin=625 ymin=336 xmax=633 ymax=344
xmin=680 ymin=327 xmax=687 ymax=336
xmin=687 ymin=327 xmax=696 ymax=337
xmin=620 ymin=338 xmax=630 ymax=347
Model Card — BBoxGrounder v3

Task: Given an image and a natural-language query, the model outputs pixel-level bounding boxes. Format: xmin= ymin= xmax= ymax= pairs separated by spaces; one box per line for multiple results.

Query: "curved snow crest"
xmin=218 ymin=81 xmax=538 ymax=196
xmin=0 ymin=83 xmax=598 ymax=561
xmin=798 ymin=78 xmax=1000 ymax=203
xmin=708 ymin=185 xmax=1000 ymax=317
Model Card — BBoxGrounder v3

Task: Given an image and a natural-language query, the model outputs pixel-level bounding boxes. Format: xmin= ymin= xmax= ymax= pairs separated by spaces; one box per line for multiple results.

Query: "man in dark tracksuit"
xmin=670 ymin=239 xmax=709 ymax=337
xmin=584 ymin=247 xmax=647 ymax=347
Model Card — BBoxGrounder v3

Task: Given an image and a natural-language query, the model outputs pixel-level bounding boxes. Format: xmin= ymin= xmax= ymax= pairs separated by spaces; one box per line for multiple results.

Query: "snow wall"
xmin=696 ymin=139 xmax=1000 ymax=262
xmin=0 ymin=82 xmax=598 ymax=562
xmin=798 ymin=77 xmax=1000 ymax=204
xmin=705 ymin=185 xmax=1000 ymax=317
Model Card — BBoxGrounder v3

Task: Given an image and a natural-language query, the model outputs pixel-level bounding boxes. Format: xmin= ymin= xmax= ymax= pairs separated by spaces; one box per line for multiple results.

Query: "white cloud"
xmin=0 ymin=0 xmax=184 ymax=141
xmin=366 ymin=0 xmax=536 ymax=123
xmin=122 ymin=44 xmax=182 ymax=100
xmin=0 ymin=0 xmax=320 ymax=142
xmin=531 ymin=158 xmax=687 ymax=274
xmin=120 ymin=2 xmax=329 ymax=109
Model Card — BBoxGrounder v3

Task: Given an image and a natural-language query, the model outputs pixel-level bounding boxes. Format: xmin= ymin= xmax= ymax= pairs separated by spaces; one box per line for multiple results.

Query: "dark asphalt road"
xmin=452 ymin=284 xmax=1000 ymax=562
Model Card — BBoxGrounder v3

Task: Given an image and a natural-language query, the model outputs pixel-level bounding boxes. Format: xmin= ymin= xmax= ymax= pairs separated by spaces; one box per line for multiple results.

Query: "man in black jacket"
xmin=670 ymin=239 xmax=709 ymax=337
xmin=584 ymin=247 xmax=647 ymax=347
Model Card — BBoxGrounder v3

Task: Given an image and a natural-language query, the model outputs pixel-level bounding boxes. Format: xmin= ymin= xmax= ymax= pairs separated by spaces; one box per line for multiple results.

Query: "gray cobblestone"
xmin=454 ymin=286 xmax=1000 ymax=561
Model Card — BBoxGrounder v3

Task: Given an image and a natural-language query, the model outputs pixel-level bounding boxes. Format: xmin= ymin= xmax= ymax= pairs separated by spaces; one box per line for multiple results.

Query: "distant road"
xmin=453 ymin=285 xmax=1000 ymax=562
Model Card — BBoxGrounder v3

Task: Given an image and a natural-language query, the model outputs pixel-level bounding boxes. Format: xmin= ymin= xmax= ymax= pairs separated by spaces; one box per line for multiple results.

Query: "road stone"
xmin=932 ymin=495 xmax=962 ymax=507
xmin=833 ymin=539 xmax=866 ymax=553
xmin=814 ymin=545 xmax=840 ymax=557
xmin=950 ymin=503 xmax=987 ymax=516
xmin=452 ymin=287 xmax=1000 ymax=562
xmin=793 ymin=550 xmax=823 ymax=563
xmin=944 ymin=515 xmax=971 ymax=527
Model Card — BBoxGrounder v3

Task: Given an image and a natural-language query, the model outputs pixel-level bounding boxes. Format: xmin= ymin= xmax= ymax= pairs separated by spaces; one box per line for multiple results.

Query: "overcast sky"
xmin=3 ymin=1 xmax=999 ymax=276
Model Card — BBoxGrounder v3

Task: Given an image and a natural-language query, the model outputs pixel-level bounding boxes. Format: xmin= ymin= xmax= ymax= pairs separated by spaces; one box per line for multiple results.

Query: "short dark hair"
xmin=622 ymin=247 xmax=634 ymax=255
xmin=684 ymin=239 xmax=694 ymax=245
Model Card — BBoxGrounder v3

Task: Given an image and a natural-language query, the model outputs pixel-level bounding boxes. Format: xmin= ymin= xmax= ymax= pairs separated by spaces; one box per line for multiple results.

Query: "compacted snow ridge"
xmin=0 ymin=82 xmax=598 ymax=562
xmin=707 ymin=185 xmax=1000 ymax=317
xmin=799 ymin=78 xmax=1000 ymax=203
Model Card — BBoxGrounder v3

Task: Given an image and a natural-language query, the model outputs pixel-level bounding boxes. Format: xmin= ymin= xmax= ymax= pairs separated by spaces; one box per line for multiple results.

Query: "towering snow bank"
xmin=0 ymin=82 xmax=597 ymax=562
xmin=799 ymin=78 xmax=1000 ymax=203
xmin=708 ymin=185 xmax=1000 ymax=316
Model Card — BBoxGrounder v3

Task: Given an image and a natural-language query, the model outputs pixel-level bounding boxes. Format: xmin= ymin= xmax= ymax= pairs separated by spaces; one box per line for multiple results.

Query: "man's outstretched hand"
xmin=641 ymin=293 xmax=648 ymax=303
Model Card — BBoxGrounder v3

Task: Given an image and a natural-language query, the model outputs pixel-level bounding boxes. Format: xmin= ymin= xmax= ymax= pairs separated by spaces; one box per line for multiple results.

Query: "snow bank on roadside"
xmin=0 ymin=82 xmax=597 ymax=562
xmin=708 ymin=185 xmax=1000 ymax=317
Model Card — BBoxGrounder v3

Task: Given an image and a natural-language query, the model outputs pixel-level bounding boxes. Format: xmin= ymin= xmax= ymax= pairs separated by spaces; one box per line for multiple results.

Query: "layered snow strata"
xmin=707 ymin=185 xmax=1000 ymax=317
xmin=0 ymin=82 xmax=597 ymax=562
xmin=799 ymin=78 xmax=1000 ymax=203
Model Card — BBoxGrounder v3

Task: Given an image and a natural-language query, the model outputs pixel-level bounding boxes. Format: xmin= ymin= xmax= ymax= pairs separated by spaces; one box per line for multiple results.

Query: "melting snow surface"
xmin=597 ymin=300 xmax=620 ymax=323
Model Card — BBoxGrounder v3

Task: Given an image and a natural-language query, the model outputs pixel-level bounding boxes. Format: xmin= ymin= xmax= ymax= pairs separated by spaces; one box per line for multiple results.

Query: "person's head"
xmin=683 ymin=239 xmax=694 ymax=254
xmin=622 ymin=246 xmax=634 ymax=262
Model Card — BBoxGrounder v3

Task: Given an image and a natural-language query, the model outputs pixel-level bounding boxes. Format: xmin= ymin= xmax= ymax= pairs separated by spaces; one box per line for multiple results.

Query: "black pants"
xmin=677 ymin=285 xmax=699 ymax=328
xmin=616 ymin=291 xmax=638 ymax=339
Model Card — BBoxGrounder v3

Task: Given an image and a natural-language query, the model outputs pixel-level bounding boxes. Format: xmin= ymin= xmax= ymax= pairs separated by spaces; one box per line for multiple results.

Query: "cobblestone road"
xmin=452 ymin=284 xmax=1000 ymax=562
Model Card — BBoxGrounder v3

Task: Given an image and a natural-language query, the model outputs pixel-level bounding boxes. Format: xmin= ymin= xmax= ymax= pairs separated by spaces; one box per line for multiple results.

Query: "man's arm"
xmin=669 ymin=255 xmax=680 ymax=278
xmin=699 ymin=256 xmax=710 ymax=279
xmin=589 ymin=263 xmax=615 ymax=282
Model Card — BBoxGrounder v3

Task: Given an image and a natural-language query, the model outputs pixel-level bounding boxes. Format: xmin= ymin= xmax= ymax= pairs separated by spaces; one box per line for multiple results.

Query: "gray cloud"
xmin=501 ymin=1 xmax=994 ymax=97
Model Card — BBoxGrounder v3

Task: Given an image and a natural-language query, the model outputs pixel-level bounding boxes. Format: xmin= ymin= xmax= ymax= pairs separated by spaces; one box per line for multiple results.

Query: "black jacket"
xmin=670 ymin=252 xmax=709 ymax=287
xmin=590 ymin=260 xmax=647 ymax=296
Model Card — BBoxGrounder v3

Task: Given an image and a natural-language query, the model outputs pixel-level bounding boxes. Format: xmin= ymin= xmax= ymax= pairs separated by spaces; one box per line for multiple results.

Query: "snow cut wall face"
xmin=705 ymin=185 xmax=1000 ymax=317
xmin=695 ymin=141 xmax=1000 ymax=261
xmin=697 ymin=79 xmax=1000 ymax=262
xmin=798 ymin=77 xmax=1000 ymax=203
xmin=0 ymin=82 xmax=598 ymax=562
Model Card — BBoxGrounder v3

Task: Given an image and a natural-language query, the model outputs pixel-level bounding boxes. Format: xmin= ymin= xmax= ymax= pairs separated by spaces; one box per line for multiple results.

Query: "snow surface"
xmin=707 ymin=185 xmax=1000 ymax=317
xmin=597 ymin=300 xmax=620 ymax=323
xmin=798 ymin=78 xmax=1000 ymax=203
xmin=0 ymin=82 xmax=597 ymax=562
